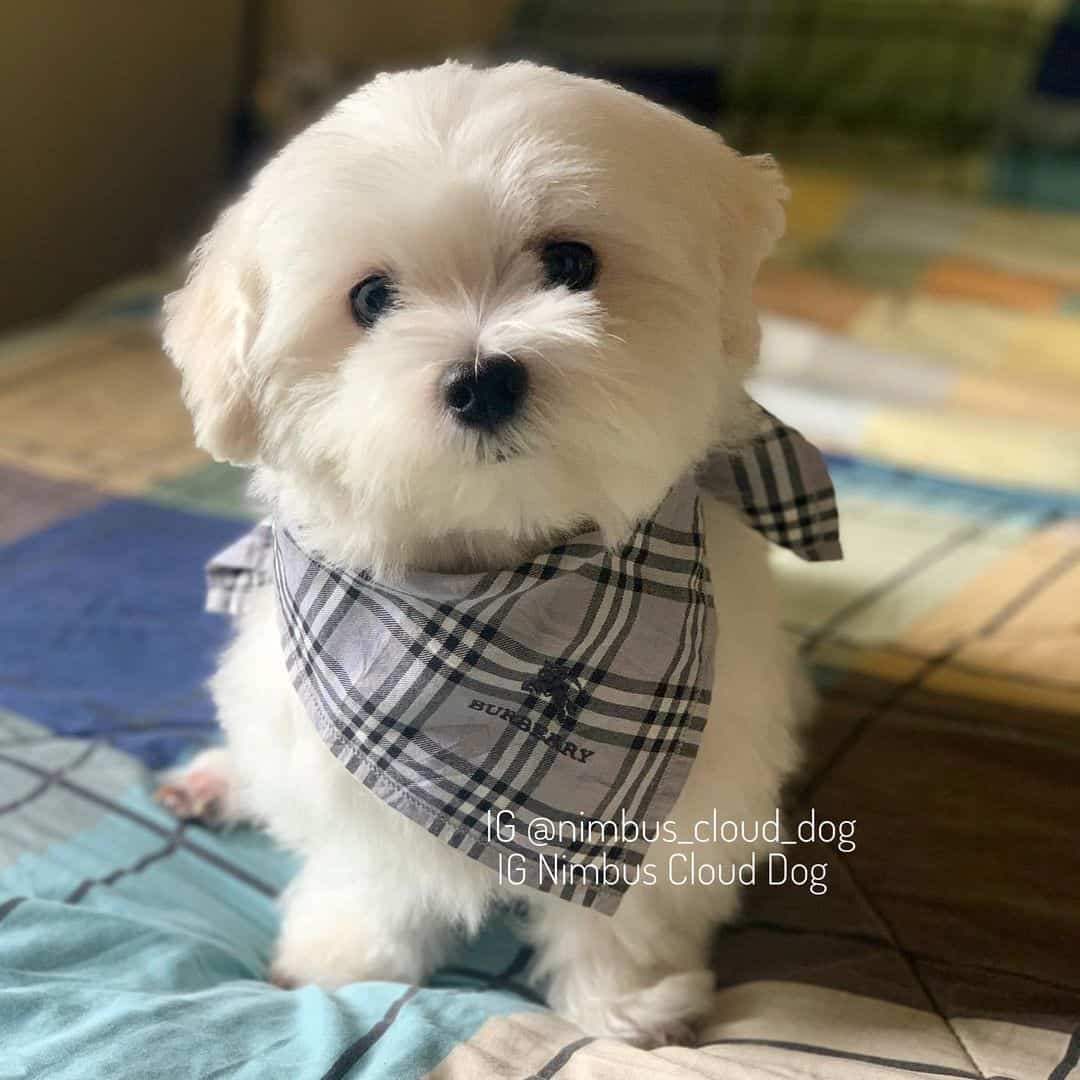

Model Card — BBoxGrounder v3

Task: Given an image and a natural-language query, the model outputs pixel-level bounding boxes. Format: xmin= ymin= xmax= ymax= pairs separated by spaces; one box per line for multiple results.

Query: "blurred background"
xmin=2 ymin=0 xmax=1078 ymax=331
xmin=3 ymin=0 xmax=1079 ymax=494
xmin=3 ymin=6 xmax=1080 ymax=1075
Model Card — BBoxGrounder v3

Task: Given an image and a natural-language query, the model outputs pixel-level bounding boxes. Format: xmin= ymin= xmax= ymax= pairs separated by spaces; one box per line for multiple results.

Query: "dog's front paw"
xmin=154 ymin=748 xmax=239 ymax=824
xmin=269 ymin=922 xmax=432 ymax=990
xmin=555 ymin=970 xmax=716 ymax=1049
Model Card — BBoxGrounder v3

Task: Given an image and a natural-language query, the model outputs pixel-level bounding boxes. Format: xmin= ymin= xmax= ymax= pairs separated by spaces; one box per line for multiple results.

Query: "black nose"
xmin=442 ymin=357 xmax=527 ymax=430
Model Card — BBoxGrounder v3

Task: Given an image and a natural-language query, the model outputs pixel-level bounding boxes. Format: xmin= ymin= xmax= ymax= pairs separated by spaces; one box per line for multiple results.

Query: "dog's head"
xmin=165 ymin=62 xmax=785 ymax=576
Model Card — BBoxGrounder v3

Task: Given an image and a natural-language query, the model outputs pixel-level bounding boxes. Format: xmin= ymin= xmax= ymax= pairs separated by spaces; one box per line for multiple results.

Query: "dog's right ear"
xmin=164 ymin=204 xmax=264 ymax=465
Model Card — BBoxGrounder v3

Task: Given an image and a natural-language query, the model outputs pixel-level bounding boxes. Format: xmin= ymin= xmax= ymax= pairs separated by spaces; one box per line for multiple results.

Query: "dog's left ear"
xmin=163 ymin=202 xmax=264 ymax=466
xmin=729 ymin=151 xmax=788 ymax=274
xmin=710 ymin=147 xmax=789 ymax=377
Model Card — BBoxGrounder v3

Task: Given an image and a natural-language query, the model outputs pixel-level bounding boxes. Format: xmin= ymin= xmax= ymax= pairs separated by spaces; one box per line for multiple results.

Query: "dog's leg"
xmin=524 ymin=883 xmax=729 ymax=1047
xmin=154 ymin=747 xmax=250 ymax=825
xmin=268 ymin=852 xmax=458 ymax=989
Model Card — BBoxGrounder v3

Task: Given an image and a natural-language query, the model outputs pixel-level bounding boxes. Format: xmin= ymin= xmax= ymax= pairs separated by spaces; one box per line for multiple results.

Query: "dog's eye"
xmin=349 ymin=274 xmax=397 ymax=328
xmin=541 ymin=241 xmax=597 ymax=292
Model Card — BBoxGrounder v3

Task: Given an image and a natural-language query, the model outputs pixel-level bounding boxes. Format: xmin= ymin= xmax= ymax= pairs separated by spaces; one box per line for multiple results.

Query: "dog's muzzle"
xmin=441 ymin=357 xmax=527 ymax=432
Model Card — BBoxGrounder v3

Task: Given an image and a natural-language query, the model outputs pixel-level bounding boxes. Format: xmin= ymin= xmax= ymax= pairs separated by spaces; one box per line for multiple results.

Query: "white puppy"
xmin=159 ymin=61 xmax=806 ymax=1047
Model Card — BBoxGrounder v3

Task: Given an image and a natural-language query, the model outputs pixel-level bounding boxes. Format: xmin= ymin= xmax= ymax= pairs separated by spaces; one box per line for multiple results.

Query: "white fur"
xmin=160 ymin=62 xmax=803 ymax=1047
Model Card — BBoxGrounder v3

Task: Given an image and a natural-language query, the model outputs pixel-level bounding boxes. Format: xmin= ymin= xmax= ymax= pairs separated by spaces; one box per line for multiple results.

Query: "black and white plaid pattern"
xmin=695 ymin=406 xmax=842 ymax=562
xmin=204 ymin=521 xmax=275 ymax=616
xmin=206 ymin=413 xmax=840 ymax=911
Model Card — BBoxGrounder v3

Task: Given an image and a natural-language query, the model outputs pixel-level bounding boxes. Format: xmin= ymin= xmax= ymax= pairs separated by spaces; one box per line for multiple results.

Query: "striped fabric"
xmin=695 ymin=408 xmax=841 ymax=562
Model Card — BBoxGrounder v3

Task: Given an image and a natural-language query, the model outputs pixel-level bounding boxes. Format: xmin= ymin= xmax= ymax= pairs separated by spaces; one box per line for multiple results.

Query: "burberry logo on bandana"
xmin=206 ymin=408 xmax=841 ymax=912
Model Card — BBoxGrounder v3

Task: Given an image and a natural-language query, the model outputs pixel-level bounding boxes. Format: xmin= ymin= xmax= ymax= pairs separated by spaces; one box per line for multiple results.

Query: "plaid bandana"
xmin=207 ymin=409 xmax=840 ymax=912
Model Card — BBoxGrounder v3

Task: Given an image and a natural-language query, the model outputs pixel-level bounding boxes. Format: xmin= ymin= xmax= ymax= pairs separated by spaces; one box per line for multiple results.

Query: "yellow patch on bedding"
xmin=862 ymin=410 xmax=1080 ymax=493
xmin=1002 ymin=311 xmax=1080 ymax=383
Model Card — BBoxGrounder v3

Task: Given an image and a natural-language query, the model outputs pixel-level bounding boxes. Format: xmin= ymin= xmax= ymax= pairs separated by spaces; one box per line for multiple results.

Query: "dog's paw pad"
xmin=154 ymin=750 xmax=233 ymax=823
xmin=268 ymin=965 xmax=301 ymax=990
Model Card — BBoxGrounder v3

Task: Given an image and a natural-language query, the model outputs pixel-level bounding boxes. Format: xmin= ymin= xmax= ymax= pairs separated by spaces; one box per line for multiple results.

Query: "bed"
xmin=2 ymin=159 xmax=1080 ymax=1078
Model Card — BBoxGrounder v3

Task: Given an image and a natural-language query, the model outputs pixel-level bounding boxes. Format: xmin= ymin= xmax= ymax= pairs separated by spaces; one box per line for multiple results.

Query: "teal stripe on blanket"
xmin=0 ymin=770 xmax=542 ymax=1079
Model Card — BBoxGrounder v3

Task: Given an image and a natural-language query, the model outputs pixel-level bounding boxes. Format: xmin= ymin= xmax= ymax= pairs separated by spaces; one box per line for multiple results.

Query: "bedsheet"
xmin=2 ymin=173 xmax=1079 ymax=1077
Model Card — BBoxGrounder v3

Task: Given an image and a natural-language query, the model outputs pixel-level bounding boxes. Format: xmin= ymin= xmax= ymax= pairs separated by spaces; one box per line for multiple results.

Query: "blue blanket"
xmin=0 ymin=500 xmax=546 ymax=1078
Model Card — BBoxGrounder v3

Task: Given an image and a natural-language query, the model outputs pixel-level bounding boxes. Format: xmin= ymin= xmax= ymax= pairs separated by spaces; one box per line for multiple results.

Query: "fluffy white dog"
xmin=158 ymin=61 xmax=806 ymax=1047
